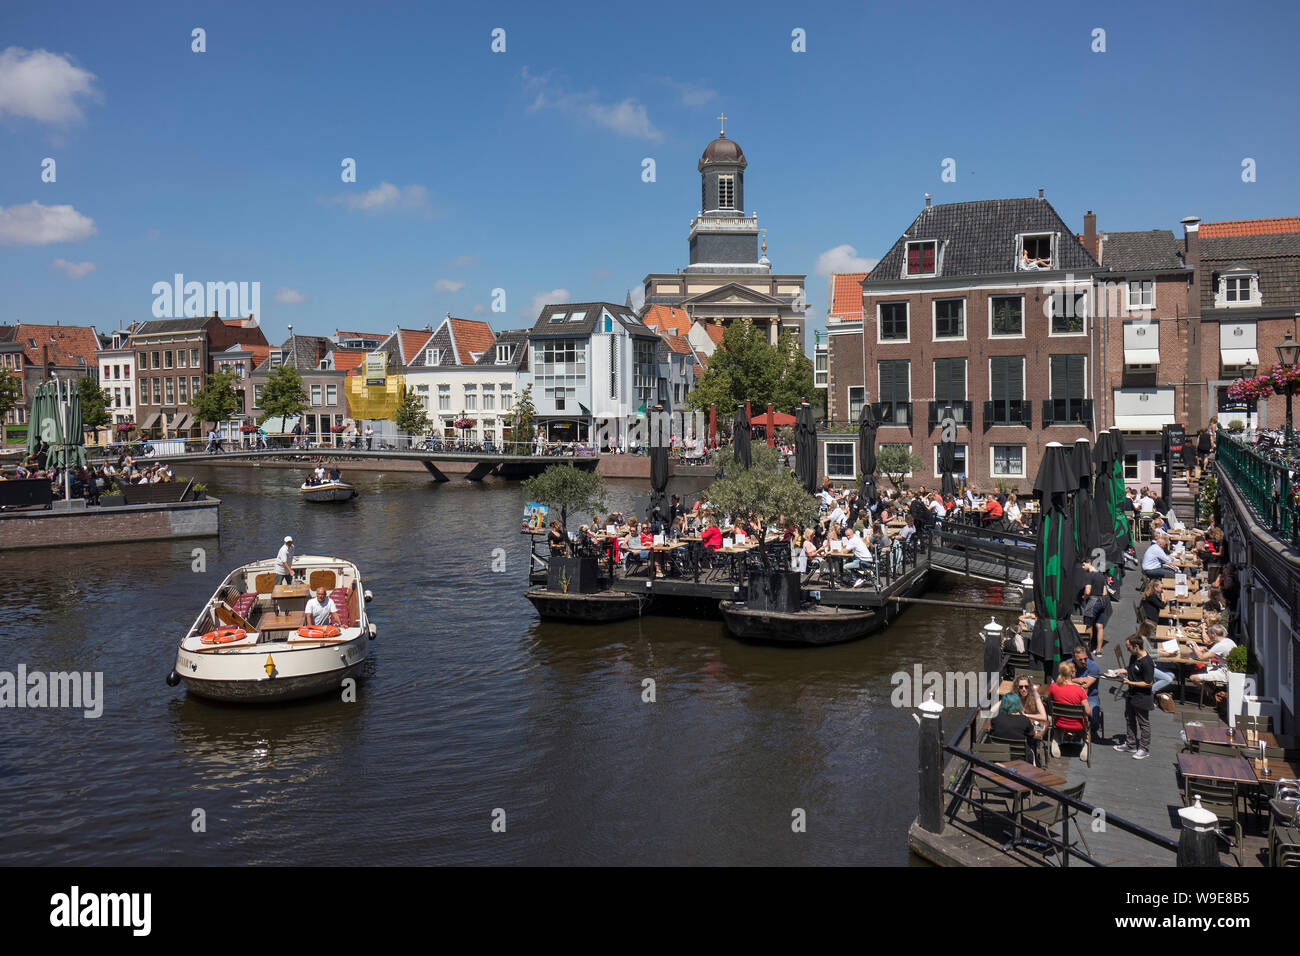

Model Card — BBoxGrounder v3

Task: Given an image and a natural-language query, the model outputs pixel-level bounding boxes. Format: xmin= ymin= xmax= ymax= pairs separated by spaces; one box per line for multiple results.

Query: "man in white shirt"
xmin=828 ymin=499 xmax=848 ymax=528
xmin=843 ymin=529 xmax=874 ymax=587
xmin=302 ymin=586 xmax=341 ymax=628
xmin=1137 ymin=489 xmax=1156 ymax=514
xmin=275 ymin=535 xmax=295 ymax=584
xmin=1141 ymin=535 xmax=1175 ymax=578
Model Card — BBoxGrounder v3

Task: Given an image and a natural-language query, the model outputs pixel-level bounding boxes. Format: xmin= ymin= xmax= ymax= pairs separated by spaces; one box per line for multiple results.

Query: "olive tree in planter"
xmin=1225 ymin=644 xmax=1259 ymax=727
xmin=521 ymin=462 xmax=608 ymax=593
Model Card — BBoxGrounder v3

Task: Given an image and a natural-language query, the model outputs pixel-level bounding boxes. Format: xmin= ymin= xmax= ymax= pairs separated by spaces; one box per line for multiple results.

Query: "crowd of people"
xmin=0 ymin=450 xmax=176 ymax=507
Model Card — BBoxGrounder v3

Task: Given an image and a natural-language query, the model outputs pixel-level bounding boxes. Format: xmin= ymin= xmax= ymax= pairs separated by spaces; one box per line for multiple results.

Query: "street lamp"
xmin=1276 ymin=331 xmax=1300 ymax=454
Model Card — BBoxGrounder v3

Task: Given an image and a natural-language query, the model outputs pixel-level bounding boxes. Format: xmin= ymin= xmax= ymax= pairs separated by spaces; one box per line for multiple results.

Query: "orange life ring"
xmin=201 ymin=626 xmax=246 ymax=645
xmin=296 ymin=625 xmax=342 ymax=639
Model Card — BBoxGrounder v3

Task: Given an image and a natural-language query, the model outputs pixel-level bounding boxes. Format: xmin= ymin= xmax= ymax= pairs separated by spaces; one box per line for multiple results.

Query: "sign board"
xmin=522 ymin=502 xmax=548 ymax=534
xmin=1163 ymin=423 xmax=1186 ymax=455
xmin=364 ymin=352 xmax=387 ymax=387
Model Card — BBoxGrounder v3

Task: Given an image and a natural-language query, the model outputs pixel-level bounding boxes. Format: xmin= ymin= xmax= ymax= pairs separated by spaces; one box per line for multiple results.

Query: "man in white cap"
xmin=275 ymin=535 xmax=295 ymax=584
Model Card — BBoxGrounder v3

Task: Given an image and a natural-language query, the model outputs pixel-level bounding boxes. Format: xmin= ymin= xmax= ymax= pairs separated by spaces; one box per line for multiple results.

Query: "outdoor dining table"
xmin=1184 ymin=724 xmax=1279 ymax=751
xmin=1160 ymin=606 xmax=1204 ymax=623
xmin=970 ymin=759 xmax=1068 ymax=852
xmin=1178 ymin=751 xmax=1258 ymax=795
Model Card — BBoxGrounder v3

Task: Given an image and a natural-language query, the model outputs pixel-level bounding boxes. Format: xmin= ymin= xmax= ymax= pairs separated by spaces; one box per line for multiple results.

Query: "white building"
xmin=96 ymin=328 xmax=137 ymax=428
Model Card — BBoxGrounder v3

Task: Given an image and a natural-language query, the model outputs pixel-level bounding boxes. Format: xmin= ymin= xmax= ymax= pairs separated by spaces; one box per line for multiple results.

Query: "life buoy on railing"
xmin=296 ymin=625 xmax=342 ymax=639
xmin=201 ymin=627 xmax=246 ymax=645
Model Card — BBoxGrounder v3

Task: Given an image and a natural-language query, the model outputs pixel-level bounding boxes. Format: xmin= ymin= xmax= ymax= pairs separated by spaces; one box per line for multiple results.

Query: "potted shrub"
xmin=1225 ymin=644 xmax=1258 ymax=723
xmin=99 ymin=487 xmax=123 ymax=507
xmin=1226 ymin=420 xmax=1245 ymax=433
xmin=192 ymin=482 xmax=209 ymax=501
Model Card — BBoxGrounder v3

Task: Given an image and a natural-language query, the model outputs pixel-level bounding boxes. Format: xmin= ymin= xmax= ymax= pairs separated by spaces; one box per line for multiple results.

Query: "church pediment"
xmin=681 ymin=282 xmax=784 ymax=306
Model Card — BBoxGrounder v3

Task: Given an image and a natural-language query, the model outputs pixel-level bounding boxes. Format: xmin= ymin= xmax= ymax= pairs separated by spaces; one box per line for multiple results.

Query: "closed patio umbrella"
xmin=938 ymin=438 xmax=957 ymax=498
xmin=1108 ymin=427 xmax=1133 ymax=557
xmin=733 ymin=404 xmax=752 ymax=469
xmin=649 ymin=405 xmax=669 ymax=522
xmin=795 ymin=402 xmax=818 ymax=493
xmin=1072 ymin=437 xmax=1100 ymax=560
xmin=857 ymin=403 xmax=878 ymax=501
xmin=1028 ymin=442 xmax=1081 ymax=672
xmin=1091 ymin=431 xmax=1122 ymax=577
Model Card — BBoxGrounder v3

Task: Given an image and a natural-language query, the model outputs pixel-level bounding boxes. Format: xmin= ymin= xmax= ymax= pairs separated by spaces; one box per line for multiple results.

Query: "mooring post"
xmin=917 ymin=693 xmax=945 ymax=834
xmin=1176 ymin=796 xmax=1221 ymax=867
xmin=982 ymin=617 xmax=1004 ymax=687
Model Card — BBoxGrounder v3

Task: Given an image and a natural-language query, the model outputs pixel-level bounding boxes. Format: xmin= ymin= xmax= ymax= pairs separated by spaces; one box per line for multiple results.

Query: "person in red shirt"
xmin=1046 ymin=661 xmax=1091 ymax=758
xmin=700 ymin=518 xmax=722 ymax=552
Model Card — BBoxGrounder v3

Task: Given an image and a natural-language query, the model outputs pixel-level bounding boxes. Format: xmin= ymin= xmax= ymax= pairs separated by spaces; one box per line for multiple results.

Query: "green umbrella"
xmin=32 ymin=380 xmax=87 ymax=470
xmin=26 ymin=381 xmax=53 ymax=461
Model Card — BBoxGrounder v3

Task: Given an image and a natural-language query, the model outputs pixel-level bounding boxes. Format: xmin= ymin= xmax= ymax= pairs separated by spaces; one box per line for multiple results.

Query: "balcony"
xmin=927 ymin=401 xmax=972 ymax=429
xmin=872 ymin=401 xmax=913 ymax=428
xmin=1041 ymin=398 xmax=1093 ymax=427
xmin=982 ymin=400 xmax=1032 ymax=430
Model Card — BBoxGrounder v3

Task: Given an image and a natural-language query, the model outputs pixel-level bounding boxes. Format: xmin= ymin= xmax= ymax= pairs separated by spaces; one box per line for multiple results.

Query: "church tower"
xmin=687 ymin=115 xmax=762 ymax=272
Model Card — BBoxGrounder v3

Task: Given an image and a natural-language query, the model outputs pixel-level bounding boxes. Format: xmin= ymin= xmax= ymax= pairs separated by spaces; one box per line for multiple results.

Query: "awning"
xmin=1114 ymin=414 xmax=1175 ymax=431
xmin=172 ymin=414 xmax=191 ymax=431
xmin=1221 ymin=348 xmax=1259 ymax=366
xmin=1123 ymin=349 xmax=1160 ymax=365
xmin=140 ymin=412 xmax=161 ymax=430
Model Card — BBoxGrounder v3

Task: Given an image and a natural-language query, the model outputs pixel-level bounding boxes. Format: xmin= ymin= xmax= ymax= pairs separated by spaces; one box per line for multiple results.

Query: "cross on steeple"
xmin=716 ymin=112 xmax=727 ymax=136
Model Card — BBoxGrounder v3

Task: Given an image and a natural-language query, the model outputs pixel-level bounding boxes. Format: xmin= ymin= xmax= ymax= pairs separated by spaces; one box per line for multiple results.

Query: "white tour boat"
xmin=168 ymin=555 xmax=376 ymax=702
xmin=300 ymin=480 xmax=357 ymax=502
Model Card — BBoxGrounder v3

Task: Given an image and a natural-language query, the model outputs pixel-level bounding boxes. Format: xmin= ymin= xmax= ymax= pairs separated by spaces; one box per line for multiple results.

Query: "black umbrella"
xmin=938 ymin=439 xmax=957 ymax=498
xmin=1028 ymin=442 xmax=1081 ymax=672
xmin=733 ymin=404 xmax=752 ymax=469
xmin=1108 ymin=427 xmax=1133 ymax=556
xmin=795 ymin=402 xmax=818 ymax=494
xmin=1072 ymin=437 xmax=1101 ymax=562
xmin=1160 ymin=425 xmax=1173 ymax=507
xmin=1091 ymin=430 xmax=1121 ymax=574
xmin=857 ymin=402 xmax=878 ymax=500
xmin=648 ymin=407 xmax=669 ymax=523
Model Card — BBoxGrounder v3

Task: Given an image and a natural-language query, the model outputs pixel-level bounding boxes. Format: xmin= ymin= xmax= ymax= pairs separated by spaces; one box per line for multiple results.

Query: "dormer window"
xmin=1214 ymin=269 xmax=1261 ymax=309
xmin=906 ymin=241 xmax=937 ymax=276
xmin=495 ymin=344 xmax=513 ymax=364
xmin=1018 ymin=233 xmax=1053 ymax=270
xmin=718 ymin=175 xmax=735 ymax=209
xmin=549 ymin=312 xmax=567 ymax=324
xmin=426 ymin=348 xmax=440 ymax=365
xmin=270 ymin=352 xmax=282 ymax=368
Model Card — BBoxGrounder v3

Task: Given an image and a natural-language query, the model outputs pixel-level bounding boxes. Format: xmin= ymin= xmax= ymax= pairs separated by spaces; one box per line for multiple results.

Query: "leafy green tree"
xmin=687 ymin=322 xmax=814 ymax=414
xmin=521 ymin=462 xmax=607 ymax=535
xmin=705 ymin=444 xmax=819 ymax=555
xmin=876 ymin=443 xmax=924 ymax=490
xmin=190 ymin=368 xmax=243 ymax=431
xmin=395 ymin=385 xmax=430 ymax=437
xmin=77 ymin=375 xmax=112 ymax=429
xmin=503 ymin=383 xmax=537 ymax=447
xmin=0 ymin=368 xmax=21 ymax=445
xmin=257 ymin=366 xmax=308 ymax=424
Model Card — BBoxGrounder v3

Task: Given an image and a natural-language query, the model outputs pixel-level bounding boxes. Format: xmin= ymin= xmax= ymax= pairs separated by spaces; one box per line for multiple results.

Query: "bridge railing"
xmin=1215 ymin=431 xmax=1299 ymax=548
xmin=94 ymin=434 xmax=604 ymax=460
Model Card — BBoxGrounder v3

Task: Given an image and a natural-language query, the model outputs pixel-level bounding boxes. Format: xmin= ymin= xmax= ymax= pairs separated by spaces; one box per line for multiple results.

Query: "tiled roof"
xmin=472 ymin=329 xmax=529 ymax=369
xmin=12 ymin=323 xmax=101 ymax=368
xmin=131 ymin=317 xmax=212 ymax=335
xmin=331 ymin=349 xmax=367 ymax=373
xmin=334 ymin=330 xmax=385 ymax=340
xmin=398 ymin=329 xmax=435 ymax=365
xmin=254 ymin=334 xmax=333 ymax=373
xmin=642 ymin=304 xmax=691 ymax=335
xmin=662 ymin=332 xmax=693 ymax=355
xmin=704 ymin=324 xmax=726 ymax=346
xmin=1198 ymin=232 xmax=1300 ymax=312
xmin=1098 ymin=230 xmax=1187 ymax=272
xmin=447 ymin=317 xmax=495 ymax=365
xmin=1200 ymin=217 xmax=1300 ymax=238
xmin=865 ymin=197 xmax=1099 ymax=283
xmin=531 ymin=302 xmax=654 ymax=338
xmin=830 ymin=273 xmax=867 ymax=318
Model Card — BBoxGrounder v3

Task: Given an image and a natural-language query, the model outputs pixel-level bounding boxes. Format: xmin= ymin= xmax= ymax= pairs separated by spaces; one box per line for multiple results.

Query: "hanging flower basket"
xmin=116 ymin=422 xmax=136 ymax=432
xmin=454 ymin=418 xmax=475 ymax=429
xmin=240 ymin=424 xmax=258 ymax=433
xmin=1226 ymin=376 xmax=1274 ymax=402
xmin=1265 ymin=364 xmax=1300 ymax=392
xmin=330 ymin=424 xmax=346 ymax=433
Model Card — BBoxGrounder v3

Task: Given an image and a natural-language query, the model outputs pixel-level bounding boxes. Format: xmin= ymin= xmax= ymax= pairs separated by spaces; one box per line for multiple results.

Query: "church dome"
xmin=700 ymin=135 xmax=745 ymax=167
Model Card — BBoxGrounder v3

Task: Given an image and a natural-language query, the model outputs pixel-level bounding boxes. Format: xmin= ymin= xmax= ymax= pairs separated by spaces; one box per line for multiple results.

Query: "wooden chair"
xmin=1195 ymin=741 xmax=1239 ymax=757
xmin=968 ymin=741 xmax=1015 ymax=821
xmin=308 ymin=569 xmax=337 ymax=591
xmin=988 ymin=729 xmax=1036 ymax=766
xmin=1236 ymin=713 xmax=1273 ymax=737
xmin=1019 ymin=781 xmax=1092 ymax=864
xmin=254 ymin=572 xmax=276 ymax=594
xmin=1184 ymin=779 xmax=1242 ymax=865
xmin=1049 ymin=702 xmax=1092 ymax=766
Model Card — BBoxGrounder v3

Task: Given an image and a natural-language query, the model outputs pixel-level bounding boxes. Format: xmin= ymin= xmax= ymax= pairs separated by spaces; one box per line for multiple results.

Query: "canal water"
xmin=1 ymin=465 xmax=1024 ymax=865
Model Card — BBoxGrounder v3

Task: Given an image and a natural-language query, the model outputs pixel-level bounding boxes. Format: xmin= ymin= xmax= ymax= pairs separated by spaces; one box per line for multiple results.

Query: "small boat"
xmin=300 ymin=481 xmax=357 ymax=502
xmin=169 ymin=555 xmax=376 ymax=702
xmin=525 ymin=586 xmax=649 ymax=623
xmin=718 ymin=601 xmax=878 ymax=645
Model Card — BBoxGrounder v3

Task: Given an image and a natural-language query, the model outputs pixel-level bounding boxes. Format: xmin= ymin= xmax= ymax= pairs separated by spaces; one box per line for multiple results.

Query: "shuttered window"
xmin=933 ymin=358 xmax=966 ymax=403
xmin=879 ymin=360 xmax=909 ymax=405
xmin=1050 ymin=355 xmax=1086 ymax=400
xmin=990 ymin=356 xmax=1024 ymax=402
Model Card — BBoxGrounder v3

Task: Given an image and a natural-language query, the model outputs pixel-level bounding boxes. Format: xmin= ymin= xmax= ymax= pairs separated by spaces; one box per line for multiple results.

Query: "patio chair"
xmin=987 ymin=729 xmax=1037 ymax=766
xmin=1048 ymin=702 xmax=1091 ymax=766
xmin=1184 ymin=779 xmax=1242 ymax=865
xmin=1019 ymin=782 xmax=1092 ymax=865
xmin=1236 ymin=713 xmax=1273 ymax=737
xmin=1195 ymin=741 xmax=1239 ymax=757
xmin=968 ymin=742 xmax=1016 ymax=821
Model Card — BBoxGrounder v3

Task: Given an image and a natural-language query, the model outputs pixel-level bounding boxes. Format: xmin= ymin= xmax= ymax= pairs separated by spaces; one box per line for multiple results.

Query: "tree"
xmin=704 ymin=444 xmax=819 ymax=560
xmin=876 ymin=443 xmax=924 ymax=490
xmin=0 ymin=368 xmax=21 ymax=445
xmin=395 ymin=385 xmax=430 ymax=437
xmin=687 ymin=322 xmax=815 ymax=414
xmin=502 ymin=383 xmax=537 ymax=447
xmin=77 ymin=375 xmax=112 ymax=429
xmin=190 ymin=368 xmax=243 ymax=431
xmin=521 ymin=462 xmax=607 ymax=535
xmin=257 ymin=366 xmax=308 ymax=424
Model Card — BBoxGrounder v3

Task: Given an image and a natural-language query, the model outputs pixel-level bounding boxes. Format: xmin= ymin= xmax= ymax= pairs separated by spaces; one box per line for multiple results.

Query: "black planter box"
xmin=547 ymin=556 xmax=601 ymax=594
xmin=746 ymin=571 xmax=801 ymax=612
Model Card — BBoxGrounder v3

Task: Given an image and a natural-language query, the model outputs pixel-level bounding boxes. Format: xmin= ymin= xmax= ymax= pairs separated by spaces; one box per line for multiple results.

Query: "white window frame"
xmin=437 ymin=384 xmax=450 ymax=410
xmin=932 ymin=297 xmax=967 ymax=342
xmin=903 ymin=239 xmax=941 ymax=278
xmin=824 ymin=441 xmax=857 ymax=480
xmin=1123 ymin=452 xmax=1139 ymax=480
xmin=876 ymin=301 xmax=910 ymax=345
xmin=311 ymin=384 xmax=322 ymax=406
xmin=495 ymin=344 xmax=513 ymax=364
xmin=1015 ymin=232 xmax=1056 ymax=270
xmin=1126 ymin=280 xmax=1155 ymax=310
xmin=988 ymin=294 xmax=1026 ymax=339
xmin=847 ymin=386 xmax=866 ymax=421
xmin=932 ymin=443 xmax=968 ymax=478
xmin=1217 ymin=272 xmax=1260 ymax=308
xmin=1047 ymin=289 xmax=1090 ymax=338
xmin=990 ymin=444 xmax=1027 ymax=479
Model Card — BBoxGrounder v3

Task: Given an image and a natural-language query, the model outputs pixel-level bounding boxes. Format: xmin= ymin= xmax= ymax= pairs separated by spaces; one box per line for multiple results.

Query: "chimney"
xmin=1181 ymin=216 xmax=1201 ymax=267
xmin=1037 ymin=188 xmax=1044 ymax=199
xmin=924 ymin=193 xmax=932 ymax=208
xmin=1083 ymin=211 xmax=1098 ymax=259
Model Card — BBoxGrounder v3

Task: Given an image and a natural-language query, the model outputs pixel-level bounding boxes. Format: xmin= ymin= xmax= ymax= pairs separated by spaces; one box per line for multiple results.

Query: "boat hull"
xmin=718 ymin=601 xmax=878 ymax=645
xmin=300 ymin=482 xmax=356 ymax=502
xmin=525 ymin=587 xmax=646 ymax=623
xmin=176 ymin=636 xmax=368 ymax=703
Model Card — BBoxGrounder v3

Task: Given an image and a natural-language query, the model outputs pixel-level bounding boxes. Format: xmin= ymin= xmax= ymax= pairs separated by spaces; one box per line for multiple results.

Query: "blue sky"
xmin=2 ymin=0 xmax=1298 ymax=352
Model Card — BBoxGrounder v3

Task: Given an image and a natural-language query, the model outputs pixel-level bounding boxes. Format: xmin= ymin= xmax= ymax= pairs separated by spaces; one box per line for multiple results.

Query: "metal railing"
xmin=1215 ymin=431 xmax=1299 ymax=548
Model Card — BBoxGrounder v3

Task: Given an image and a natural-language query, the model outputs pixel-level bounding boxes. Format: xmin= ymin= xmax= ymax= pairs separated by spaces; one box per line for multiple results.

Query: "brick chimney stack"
xmin=1083 ymin=211 xmax=1098 ymax=260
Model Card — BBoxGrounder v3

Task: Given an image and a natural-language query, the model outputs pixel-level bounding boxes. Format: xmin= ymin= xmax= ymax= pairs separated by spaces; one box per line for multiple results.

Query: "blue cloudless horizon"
xmin=2 ymin=0 xmax=1298 ymax=352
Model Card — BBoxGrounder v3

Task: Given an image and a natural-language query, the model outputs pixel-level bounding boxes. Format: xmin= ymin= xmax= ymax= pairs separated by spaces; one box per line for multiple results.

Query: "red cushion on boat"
xmin=233 ymin=593 xmax=257 ymax=618
xmin=330 ymin=588 xmax=351 ymax=627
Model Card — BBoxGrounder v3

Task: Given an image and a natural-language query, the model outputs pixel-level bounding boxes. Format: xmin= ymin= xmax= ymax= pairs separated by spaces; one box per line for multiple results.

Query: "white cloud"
xmin=472 ymin=303 xmax=486 ymax=314
xmin=450 ymin=254 xmax=477 ymax=267
xmin=434 ymin=278 xmax=465 ymax=293
xmin=525 ymin=288 xmax=571 ymax=317
xmin=274 ymin=287 xmax=307 ymax=304
xmin=629 ymin=285 xmax=645 ymax=311
xmin=814 ymin=244 xmax=878 ymax=276
xmin=0 ymin=47 xmax=100 ymax=124
xmin=51 ymin=258 xmax=95 ymax=279
xmin=661 ymin=78 xmax=717 ymax=108
xmin=0 ymin=201 xmax=96 ymax=245
xmin=326 ymin=182 xmax=434 ymax=217
xmin=522 ymin=68 xmax=662 ymax=142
